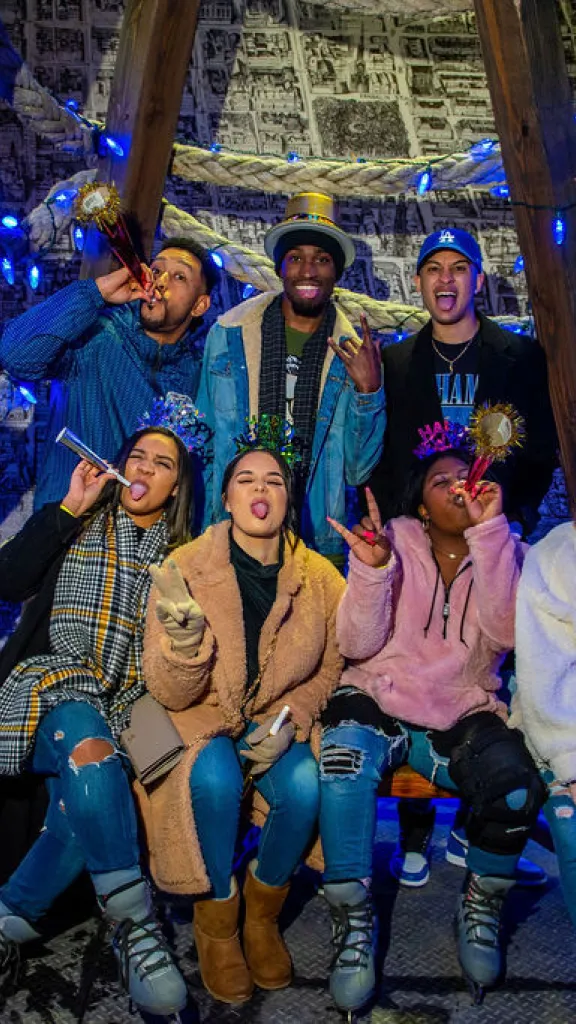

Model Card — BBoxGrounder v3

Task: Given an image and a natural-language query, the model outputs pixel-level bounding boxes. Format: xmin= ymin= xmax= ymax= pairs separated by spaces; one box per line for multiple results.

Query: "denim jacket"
xmin=195 ymin=292 xmax=386 ymax=558
xmin=0 ymin=279 xmax=202 ymax=509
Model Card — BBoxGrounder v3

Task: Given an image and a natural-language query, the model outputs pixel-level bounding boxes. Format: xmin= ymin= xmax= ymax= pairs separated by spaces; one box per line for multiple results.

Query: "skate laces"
xmin=329 ymin=898 xmax=373 ymax=970
xmin=462 ymin=877 xmax=504 ymax=949
xmin=114 ymin=914 xmax=175 ymax=987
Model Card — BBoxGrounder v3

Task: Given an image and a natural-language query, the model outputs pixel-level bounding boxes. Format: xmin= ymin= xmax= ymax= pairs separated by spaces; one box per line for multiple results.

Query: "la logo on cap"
xmin=439 ymin=230 xmax=455 ymax=244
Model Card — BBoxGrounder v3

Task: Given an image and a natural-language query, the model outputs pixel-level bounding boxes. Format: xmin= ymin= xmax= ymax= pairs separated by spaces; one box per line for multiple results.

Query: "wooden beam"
xmin=80 ymin=0 xmax=200 ymax=277
xmin=473 ymin=0 xmax=576 ymax=510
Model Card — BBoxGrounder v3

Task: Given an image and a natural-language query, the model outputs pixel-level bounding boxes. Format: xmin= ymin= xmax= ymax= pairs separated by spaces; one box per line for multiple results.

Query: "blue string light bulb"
xmin=417 ymin=166 xmax=432 ymax=196
xmin=53 ymin=189 xmax=78 ymax=208
xmin=72 ymin=224 xmax=85 ymax=252
xmin=1 ymin=214 xmax=19 ymax=230
xmin=1 ymin=256 xmax=15 ymax=285
xmin=553 ymin=211 xmax=566 ymax=246
xmin=513 ymin=255 xmax=525 ymax=274
xmin=210 ymin=250 xmax=224 ymax=268
xmin=470 ymin=138 xmax=497 ymax=159
xmin=18 ymin=384 xmax=37 ymax=404
xmin=27 ymin=263 xmax=40 ymax=290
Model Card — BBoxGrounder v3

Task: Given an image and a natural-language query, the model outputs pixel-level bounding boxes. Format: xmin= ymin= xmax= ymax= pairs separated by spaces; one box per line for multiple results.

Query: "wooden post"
xmin=474 ymin=0 xmax=576 ymax=510
xmin=80 ymin=0 xmax=200 ymax=278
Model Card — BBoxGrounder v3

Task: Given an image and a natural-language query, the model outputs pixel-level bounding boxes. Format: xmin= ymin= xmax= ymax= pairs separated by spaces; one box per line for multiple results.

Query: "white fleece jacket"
xmin=512 ymin=521 xmax=576 ymax=783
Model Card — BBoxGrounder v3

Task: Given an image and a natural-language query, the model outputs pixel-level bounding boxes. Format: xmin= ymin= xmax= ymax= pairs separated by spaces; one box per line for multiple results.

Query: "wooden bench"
xmin=378 ymin=765 xmax=453 ymax=800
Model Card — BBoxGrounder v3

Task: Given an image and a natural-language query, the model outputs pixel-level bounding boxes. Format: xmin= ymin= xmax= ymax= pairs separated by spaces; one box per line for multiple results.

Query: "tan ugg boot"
xmin=243 ymin=860 xmax=293 ymax=990
xmin=193 ymin=879 xmax=254 ymax=1004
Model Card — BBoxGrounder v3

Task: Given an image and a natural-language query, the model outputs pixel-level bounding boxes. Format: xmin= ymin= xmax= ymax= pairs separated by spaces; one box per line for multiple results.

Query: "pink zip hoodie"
xmin=338 ymin=513 xmax=525 ymax=731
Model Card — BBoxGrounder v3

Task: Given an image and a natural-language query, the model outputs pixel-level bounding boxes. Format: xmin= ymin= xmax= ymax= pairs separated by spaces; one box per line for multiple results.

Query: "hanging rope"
xmin=12 ymin=64 xmax=93 ymax=154
xmin=22 ymin=185 xmax=531 ymax=334
xmin=311 ymin=0 xmax=473 ymax=10
xmin=172 ymin=144 xmax=504 ymax=198
xmin=161 ymin=203 xmax=531 ymax=334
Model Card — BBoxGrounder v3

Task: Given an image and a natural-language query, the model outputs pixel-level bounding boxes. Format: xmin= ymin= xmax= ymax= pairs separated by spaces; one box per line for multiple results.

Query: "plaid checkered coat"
xmin=0 ymin=508 xmax=168 ymax=775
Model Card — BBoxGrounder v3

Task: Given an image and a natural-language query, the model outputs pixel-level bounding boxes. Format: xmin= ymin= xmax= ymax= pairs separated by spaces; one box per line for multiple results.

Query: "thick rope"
xmin=316 ymin=0 xmax=472 ymax=9
xmin=162 ymin=204 xmax=530 ymax=334
xmin=12 ymin=64 xmax=94 ymax=155
xmin=23 ymin=184 xmax=531 ymax=335
xmin=6 ymin=62 xmax=502 ymax=200
xmin=172 ymin=144 xmax=504 ymax=198
xmin=25 ymin=170 xmax=98 ymax=252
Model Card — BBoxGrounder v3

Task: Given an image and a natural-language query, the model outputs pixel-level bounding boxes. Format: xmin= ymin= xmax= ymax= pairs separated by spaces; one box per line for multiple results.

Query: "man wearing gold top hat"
xmin=196 ymin=192 xmax=384 ymax=564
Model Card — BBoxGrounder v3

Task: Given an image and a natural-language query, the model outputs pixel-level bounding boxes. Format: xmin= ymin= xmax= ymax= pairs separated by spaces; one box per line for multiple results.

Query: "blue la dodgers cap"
xmin=416 ymin=228 xmax=483 ymax=273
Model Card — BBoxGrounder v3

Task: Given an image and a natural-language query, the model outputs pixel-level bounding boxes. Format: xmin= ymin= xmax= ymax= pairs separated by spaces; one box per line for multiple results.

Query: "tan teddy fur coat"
xmin=137 ymin=521 xmax=345 ymax=895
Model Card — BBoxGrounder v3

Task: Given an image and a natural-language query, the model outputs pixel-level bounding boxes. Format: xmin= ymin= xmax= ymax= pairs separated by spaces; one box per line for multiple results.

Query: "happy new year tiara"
xmin=413 ymin=419 xmax=470 ymax=459
xmin=138 ymin=392 xmax=210 ymax=453
xmin=233 ymin=414 xmax=303 ymax=467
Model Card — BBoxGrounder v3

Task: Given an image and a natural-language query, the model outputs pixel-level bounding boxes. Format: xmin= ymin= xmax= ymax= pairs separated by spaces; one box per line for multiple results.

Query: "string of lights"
xmin=1 ymin=87 xmax=569 ymax=317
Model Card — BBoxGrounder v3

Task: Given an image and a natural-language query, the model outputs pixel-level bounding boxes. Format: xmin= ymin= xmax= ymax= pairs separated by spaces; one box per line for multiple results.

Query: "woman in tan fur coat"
xmin=140 ymin=447 xmax=345 ymax=1005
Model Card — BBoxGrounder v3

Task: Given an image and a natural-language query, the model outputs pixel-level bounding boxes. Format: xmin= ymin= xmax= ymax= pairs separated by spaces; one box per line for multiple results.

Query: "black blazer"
xmin=368 ymin=314 xmax=558 ymax=531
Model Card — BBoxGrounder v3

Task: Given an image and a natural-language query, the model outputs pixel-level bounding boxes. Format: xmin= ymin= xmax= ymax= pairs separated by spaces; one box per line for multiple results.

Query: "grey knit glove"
xmin=240 ymin=716 xmax=296 ymax=777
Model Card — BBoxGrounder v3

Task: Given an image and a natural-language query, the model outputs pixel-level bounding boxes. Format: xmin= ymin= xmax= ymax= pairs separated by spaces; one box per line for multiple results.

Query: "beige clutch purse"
xmin=120 ymin=693 xmax=185 ymax=786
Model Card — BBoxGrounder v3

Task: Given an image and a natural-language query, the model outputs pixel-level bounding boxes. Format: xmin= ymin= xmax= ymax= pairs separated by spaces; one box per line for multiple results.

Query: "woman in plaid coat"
xmin=0 ymin=426 xmax=192 ymax=1018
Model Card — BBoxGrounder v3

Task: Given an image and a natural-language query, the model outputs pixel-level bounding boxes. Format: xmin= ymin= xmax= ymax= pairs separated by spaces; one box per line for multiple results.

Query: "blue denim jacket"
xmin=195 ymin=293 xmax=386 ymax=558
xmin=0 ymin=279 xmax=202 ymax=510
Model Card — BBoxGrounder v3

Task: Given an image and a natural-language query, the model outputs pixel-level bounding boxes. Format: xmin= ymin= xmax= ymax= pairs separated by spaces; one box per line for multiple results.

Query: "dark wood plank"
xmin=378 ymin=765 xmax=453 ymax=800
xmin=80 ymin=0 xmax=200 ymax=276
xmin=474 ymin=0 xmax=576 ymax=511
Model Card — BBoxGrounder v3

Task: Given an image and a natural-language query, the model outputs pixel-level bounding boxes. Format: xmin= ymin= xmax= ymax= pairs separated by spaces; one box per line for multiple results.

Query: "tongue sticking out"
xmin=251 ymin=501 xmax=269 ymax=520
xmin=437 ymin=294 xmax=457 ymax=312
xmin=130 ymin=481 xmax=148 ymax=501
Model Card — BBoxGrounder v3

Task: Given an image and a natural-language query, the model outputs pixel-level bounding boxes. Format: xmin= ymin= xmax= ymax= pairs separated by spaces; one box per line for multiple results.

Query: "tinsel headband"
xmin=413 ymin=419 xmax=470 ymax=459
xmin=233 ymin=414 xmax=302 ymax=467
xmin=138 ymin=392 xmax=210 ymax=453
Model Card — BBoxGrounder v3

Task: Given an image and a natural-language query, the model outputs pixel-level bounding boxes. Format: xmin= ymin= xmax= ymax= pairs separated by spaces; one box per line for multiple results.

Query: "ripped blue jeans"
xmin=319 ymin=702 xmax=528 ymax=882
xmin=542 ymin=770 xmax=576 ymax=929
xmin=0 ymin=701 xmax=140 ymax=922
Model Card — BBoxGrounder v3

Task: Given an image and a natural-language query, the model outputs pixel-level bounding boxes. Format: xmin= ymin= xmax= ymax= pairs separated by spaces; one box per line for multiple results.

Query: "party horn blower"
xmin=465 ymin=403 xmax=525 ymax=494
xmin=56 ymin=427 xmax=130 ymax=487
xmin=269 ymin=705 xmax=291 ymax=736
xmin=74 ymin=182 xmax=150 ymax=291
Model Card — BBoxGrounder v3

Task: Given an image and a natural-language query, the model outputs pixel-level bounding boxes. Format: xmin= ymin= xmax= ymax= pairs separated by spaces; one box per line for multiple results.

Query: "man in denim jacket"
xmin=196 ymin=192 xmax=385 ymax=565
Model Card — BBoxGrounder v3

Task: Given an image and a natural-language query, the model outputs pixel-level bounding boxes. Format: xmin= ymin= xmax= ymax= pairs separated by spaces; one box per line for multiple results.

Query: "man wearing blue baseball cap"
xmin=366 ymin=226 xmax=557 ymax=890
xmin=370 ymin=226 xmax=556 ymax=530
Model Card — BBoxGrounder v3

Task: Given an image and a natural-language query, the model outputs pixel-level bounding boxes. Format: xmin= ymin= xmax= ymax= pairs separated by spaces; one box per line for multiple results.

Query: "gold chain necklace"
xmin=431 ymin=336 xmax=476 ymax=374
xmin=431 ymin=543 xmax=465 ymax=561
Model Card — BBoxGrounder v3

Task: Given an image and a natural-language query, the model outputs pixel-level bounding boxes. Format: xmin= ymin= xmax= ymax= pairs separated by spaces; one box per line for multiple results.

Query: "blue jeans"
xmin=542 ymin=770 xmax=576 ymax=929
xmin=1 ymin=701 xmax=140 ymax=922
xmin=190 ymin=724 xmax=319 ymax=897
xmin=320 ymin=718 xmax=522 ymax=882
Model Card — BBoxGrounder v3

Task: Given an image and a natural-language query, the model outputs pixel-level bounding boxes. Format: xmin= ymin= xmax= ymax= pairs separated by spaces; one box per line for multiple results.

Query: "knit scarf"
xmin=258 ymin=294 xmax=336 ymax=482
xmin=0 ymin=508 xmax=168 ymax=776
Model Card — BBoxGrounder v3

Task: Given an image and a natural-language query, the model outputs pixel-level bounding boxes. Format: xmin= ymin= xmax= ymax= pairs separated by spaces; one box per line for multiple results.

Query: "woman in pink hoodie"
xmin=318 ymin=447 xmax=546 ymax=1017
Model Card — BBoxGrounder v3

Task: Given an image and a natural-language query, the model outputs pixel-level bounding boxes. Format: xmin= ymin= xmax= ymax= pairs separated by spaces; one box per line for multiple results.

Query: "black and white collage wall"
xmin=0 ymin=0 xmax=572 ymax=640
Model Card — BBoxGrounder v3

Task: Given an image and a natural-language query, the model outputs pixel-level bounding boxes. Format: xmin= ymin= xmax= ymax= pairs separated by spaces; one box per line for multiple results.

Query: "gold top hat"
xmin=264 ymin=191 xmax=355 ymax=269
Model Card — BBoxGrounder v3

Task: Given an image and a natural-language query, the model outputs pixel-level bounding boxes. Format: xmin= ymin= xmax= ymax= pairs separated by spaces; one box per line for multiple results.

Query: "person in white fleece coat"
xmin=513 ymin=520 xmax=576 ymax=928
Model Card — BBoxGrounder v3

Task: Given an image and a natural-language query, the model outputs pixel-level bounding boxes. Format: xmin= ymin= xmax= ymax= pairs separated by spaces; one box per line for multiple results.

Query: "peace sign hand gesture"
xmin=327 ymin=487 xmax=392 ymax=568
xmin=149 ymin=559 xmax=205 ymax=654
